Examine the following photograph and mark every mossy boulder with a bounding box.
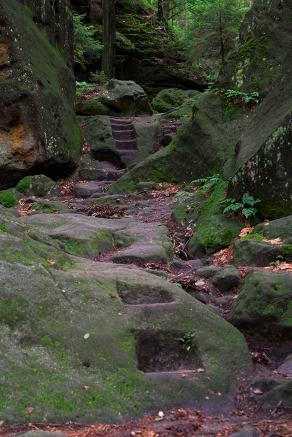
[229,270,292,338]
[76,95,110,116]
[187,181,242,256]
[152,89,200,113]
[80,116,116,154]
[101,79,153,116]
[255,216,292,240]
[233,217,292,266]
[211,266,241,292]
[230,102,292,218]
[221,0,292,96]
[233,239,286,267]
[15,175,56,197]
[0,0,81,188]
[23,213,174,264]
[0,207,251,423]
[222,0,292,218]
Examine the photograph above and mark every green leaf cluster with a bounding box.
[223,194,261,220]
[179,332,195,352]
[190,174,221,191]
[73,12,103,65]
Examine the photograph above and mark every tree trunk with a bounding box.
[218,7,225,65]
[157,0,165,23]
[102,0,116,78]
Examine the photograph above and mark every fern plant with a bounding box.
[223,194,261,220]
[224,89,260,104]
[191,174,221,191]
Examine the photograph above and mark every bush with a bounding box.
[73,13,103,65]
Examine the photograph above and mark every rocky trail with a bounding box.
[2,118,291,437]
[1,0,292,435]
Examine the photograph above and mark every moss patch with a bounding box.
[0,189,18,207]
[188,180,242,255]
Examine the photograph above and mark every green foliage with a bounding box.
[76,81,94,92]
[223,194,261,220]
[75,81,95,99]
[89,70,109,85]
[208,87,261,106]
[175,0,251,69]
[191,174,221,191]
[15,176,32,192]
[224,89,260,104]
[241,232,264,241]
[179,331,195,352]
[73,12,102,65]
[0,224,8,233]
[0,191,18,208]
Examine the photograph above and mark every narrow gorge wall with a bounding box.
[0,0,81,188]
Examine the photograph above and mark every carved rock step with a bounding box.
[118,149,139,167]
[115,139,137,150]
[111,122,134,131]
[111,130,136,141]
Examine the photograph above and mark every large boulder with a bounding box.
[233,239,287,267]
[22,213,174,264]
[101,79,153,116]
[229,270,292,338]
[0,207,251,423]
[255,216,292,240]
[233,216,292,266]
[221,0,292,96]
[152,89,200,113]
[225,0,292,217]
[0,0,82,188]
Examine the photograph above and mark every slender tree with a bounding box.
[102,0,116,78]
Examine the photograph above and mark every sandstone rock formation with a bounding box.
[0,0,82,188]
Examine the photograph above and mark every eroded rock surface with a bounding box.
[0,0,81,188]
[0,206,251,423]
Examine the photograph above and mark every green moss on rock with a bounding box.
[0,189,18,208]
[15,175,56,197]
[188,181,242,256]
[229,270,292,338]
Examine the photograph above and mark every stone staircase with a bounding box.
[110,117,139,166]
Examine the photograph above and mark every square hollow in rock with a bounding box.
[136,330,202,373]
[117,283,175,305]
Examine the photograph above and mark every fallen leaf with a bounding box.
[27,406,34,414]
[253,388,264,395]
[239,227,254,238]
[47,259,56,265]
[263,237,283,245]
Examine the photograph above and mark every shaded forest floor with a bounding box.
[1,179,291,437]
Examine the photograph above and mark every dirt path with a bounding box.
[3,121,291,437]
